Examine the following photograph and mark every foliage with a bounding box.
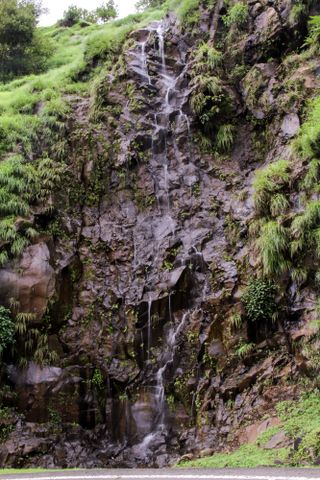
[222,2,249,28]
[0,0,54,82]
[96,1,118,23]
[305,15,320,48]
[291,200,320,257]
[179,392,320,468]
[289,2,307,26]
[169,0,200,25]
[256,221,290,276]
[215,124,234,152]
[135,0,165,11]
[294,96,320,159]
[277,392,320,465]
[59,1,118,27]
[92,368,104,389]
[190,75,230,129]
[253,159,290,214]
[242,279,277,323]
[0,306,15,355]
[236,340,255,359]
[193,43,223,70]
[178,442,289,468]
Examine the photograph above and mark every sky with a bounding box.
[39,0,137,26]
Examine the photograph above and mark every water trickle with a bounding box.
[156,24,166,71]
[147,296,152,360]
[154,312,189,428]
[139,41,151,85]
[168,292,172,323]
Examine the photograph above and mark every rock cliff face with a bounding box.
[1,0,320,468]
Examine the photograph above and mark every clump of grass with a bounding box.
[290,200,320,257]
[253,159,290,215]
[294,96,320,159]
[301,158,320,190]
[256,220,290,276]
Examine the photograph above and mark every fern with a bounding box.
[215,124,234,152]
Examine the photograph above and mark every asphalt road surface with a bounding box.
[2,469,320,480]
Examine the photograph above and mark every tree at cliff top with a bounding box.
[135,0,165,12]
[59,1,118,27]
[0,0,53,82]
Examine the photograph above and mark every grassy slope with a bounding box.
[0,6,167,268]
[179,393,320,468]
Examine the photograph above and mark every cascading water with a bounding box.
[122,20,194,459]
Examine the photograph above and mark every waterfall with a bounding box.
[139,40,151,85]
[127,21,193,456]
[156,24,166,71]
[154,312,189,428]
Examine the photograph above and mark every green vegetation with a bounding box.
[256,221,290,276]
[0,307,15,355]
[222,2,249,29]
[179,437,288,468]
[0,0,53,82]
[0,6,165,267]
[243,279,277,323]
[305,15,320,48]
[170,0,200,25]
[253,159,290,215]
[59,1,118,27]
[179,391,320,468]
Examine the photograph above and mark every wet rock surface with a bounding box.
[0,0,319,469]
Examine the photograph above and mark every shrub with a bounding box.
[0,0,54,82]
[0,306,15,355]
[242,279,277,323]
[222,3,249,28]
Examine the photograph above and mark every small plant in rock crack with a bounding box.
[92,368,104,390]
[236,339,255,359]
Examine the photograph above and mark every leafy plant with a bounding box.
[236,340,255,359]
[92,368,104,390]
[222,3,249,28]
[242,279,277,323]
[0,306,15,355]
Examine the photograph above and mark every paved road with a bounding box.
[2,469,320,480]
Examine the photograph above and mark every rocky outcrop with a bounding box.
[0,0,319,469]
